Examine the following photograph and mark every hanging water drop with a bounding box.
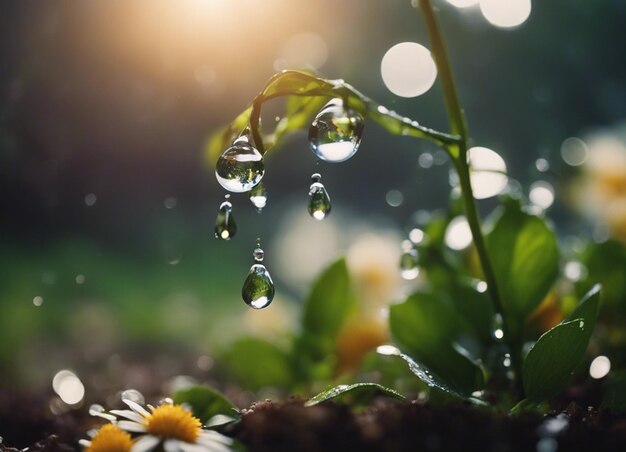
[215,134,265,193]
[249,182,268,212]
[400,240,419,280]
[242,243,275,309]
[308,99,364,162]
[308,173,331,220]
[215,196,237,240]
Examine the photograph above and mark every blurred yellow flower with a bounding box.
[80,424,133,452]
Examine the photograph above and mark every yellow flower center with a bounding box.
[146,404,201,443]
[87,424,133,452]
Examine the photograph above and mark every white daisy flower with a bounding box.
[86,398,233,452]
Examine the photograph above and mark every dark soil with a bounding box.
[2,390,625,451]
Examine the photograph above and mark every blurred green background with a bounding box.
[1,0,625,399]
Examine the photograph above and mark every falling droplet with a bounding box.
[399,240,419,280]
[242,244,275,309]
[214,198,237,240]
[308,99,364,162]
[249,182,268,212]
[215,134,265,193]
[308,173,331,220]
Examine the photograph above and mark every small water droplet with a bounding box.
[214,200,237,240]
[400,240,419,280]
[89,404,105,416]
[579,320,585,329]
[121,389,145,405]
[308,174,331,220]
[215,135,265,193]
[242,249,275,309]
[158,397,173,405]
[308,99,364,162]
[249,182,268,212]
[492,314,504,340]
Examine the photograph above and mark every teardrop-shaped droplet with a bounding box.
[242,263,275,309]
[399,240,419,280]
[308,99,364,162]
[89,404,105,416]
[214,200,237,240]
[249,182,268,212]
[308,174,331,220]
[215,135,265,193]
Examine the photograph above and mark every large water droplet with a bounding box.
[214,199,237,240]
[121,389,145,405]
[308,173,331,220]
[242,246,275,309]
[249,182,268,212]
[400,240,419,280]
[308,99,364,162]
[215,135,265,192]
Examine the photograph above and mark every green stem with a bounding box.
[418,0,524,396]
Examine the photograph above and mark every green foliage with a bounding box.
[486,198,559,338]
[222,337,293,390]
[389,291,484,397]
[173,385,238,424]
[305,383,405,407]
[523,285,600,401]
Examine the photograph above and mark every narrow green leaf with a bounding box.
[205,105,253,164]
[222,337,293,390]
[389,292,484,397]
[305,382,405,407]
[486,199,559,337]
[173,385,237,424]
[602,370,626,414]
[523,284,601,401]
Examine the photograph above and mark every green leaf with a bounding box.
[205,105,253,164]
[523,285,600,401]
[389,292,484,397]
[173,385,237,424]
[300,258,355,354]
[486,198,559,337]
[222,337,293,390]
[602,370,626,414]
[305,382,405,407]
[260,70,337,100]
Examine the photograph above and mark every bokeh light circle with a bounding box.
[381,42,437,97]
[479,0,531,28]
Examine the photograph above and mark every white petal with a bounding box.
[132,435,161,452]
[92,411,118,422]
[78,439,91,448]
[123,399,152,417]
[198,431,233,445]
[117,420,148,432]
[110,409,147,423]
[164,439,181,452]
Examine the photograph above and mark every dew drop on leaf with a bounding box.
[308,99,364,162]
[399,240,419,280]
[308,173,331,220]
[214,199,237,240]
[215,135,265,193]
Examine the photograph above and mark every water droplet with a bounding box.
[121,389,145,405]
[249,182,268,212]
[242,247,275,309]
[214,199,237,240]
[492,314,504,340]
[400,240,419,280]
[579,320,585,329]
[308,174,331,220]
[89,404,105,416]
[215,135,265,193]
[158,397,173,405]
[308,99,364,162]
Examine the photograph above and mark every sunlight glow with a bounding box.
[381,42,437,97]
[275,33,328,71]
[467,147,508,199]
[479,0,531,28]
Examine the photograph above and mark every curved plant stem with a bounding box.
[418,0,524,396]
